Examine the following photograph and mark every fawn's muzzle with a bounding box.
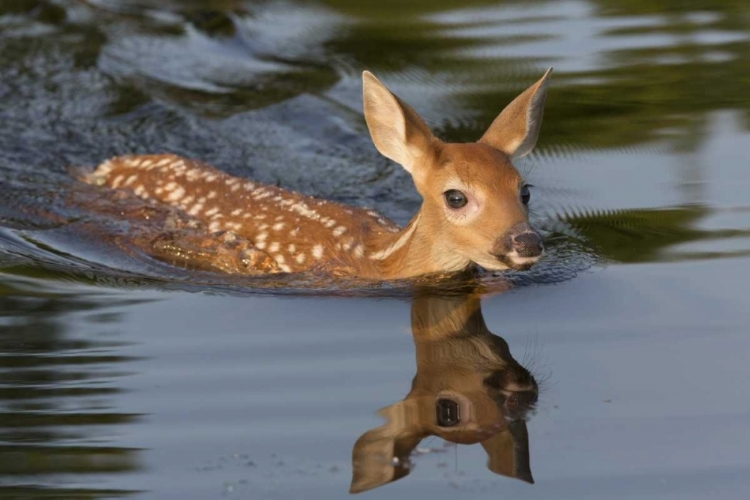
[511,228,544,258]
[493,223,544,268]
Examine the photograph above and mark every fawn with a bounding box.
[350,289,537,493]
[81,69,552,279]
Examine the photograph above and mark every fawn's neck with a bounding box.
[365,210,472,279]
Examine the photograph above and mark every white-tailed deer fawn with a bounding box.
[350,290,537,493]
[80,69,552,279]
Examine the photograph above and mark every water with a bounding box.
[1,0,749,498]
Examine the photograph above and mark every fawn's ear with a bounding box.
[480,420,534,484]
[479,68,552,159]
[362,71,437,177]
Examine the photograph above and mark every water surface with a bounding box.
[1,0,750,498]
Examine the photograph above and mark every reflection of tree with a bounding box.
[321,0,750,151]
[0,281,143,498]
[552,205,750,263]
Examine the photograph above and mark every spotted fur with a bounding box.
[84,154,401,276]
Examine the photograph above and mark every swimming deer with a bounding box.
[350,289,538,493]
[80,69,552,279]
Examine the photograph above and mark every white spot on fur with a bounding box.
[256,232,268,242]
[231,209,243,217]
[256,241,267,250]
[333,226,347,237]
[288,201,320,221]
[312,244,323,259]
[112,175,125,188]
[370,215,419,261]
[207,191,217,200]
[166,186,185,202]
[295,253,306,264]
[272,222,285,231]
[288,244,296,253]
[124,175,137,186]
[268,242,280,253]
[205,207,219,216]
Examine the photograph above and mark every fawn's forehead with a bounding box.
[436,143,522,188]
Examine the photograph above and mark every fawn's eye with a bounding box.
[521,184,531,205]
[435,399,460,427]
[444,190,468,209]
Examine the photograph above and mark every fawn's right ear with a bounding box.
[479,68,552,159]
[362,71,437,178]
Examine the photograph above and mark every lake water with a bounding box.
[1,0,750,498]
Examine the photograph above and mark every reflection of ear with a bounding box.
[350,402,424,494]
[480,420,534,484]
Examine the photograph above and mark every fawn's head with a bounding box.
[363,69,551,272]
[350,293,537,493]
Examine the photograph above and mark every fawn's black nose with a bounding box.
[502,223,544,258]
[492,223,545,269]
[512,231,544,257]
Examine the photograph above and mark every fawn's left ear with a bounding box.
[479,68,552,159]
[362,71,437,178]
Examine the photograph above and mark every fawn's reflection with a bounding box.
[351,289,537,493]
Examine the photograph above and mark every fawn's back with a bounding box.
[86,153,400,274]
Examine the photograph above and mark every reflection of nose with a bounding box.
[512,231,544,257]
[505,390,538,414]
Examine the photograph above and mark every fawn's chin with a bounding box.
[483,253,541,272]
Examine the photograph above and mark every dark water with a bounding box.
[2,0,750,498]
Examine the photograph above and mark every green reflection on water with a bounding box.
[0,279,143,495]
